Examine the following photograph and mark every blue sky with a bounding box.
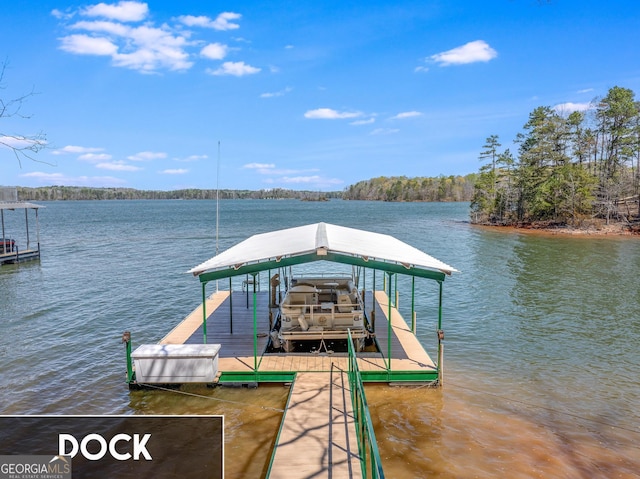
[1,0,639,191]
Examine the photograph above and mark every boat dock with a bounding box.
[125,222,457,478]
[0,187,44,265]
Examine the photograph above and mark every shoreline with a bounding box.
[472,221,638,237]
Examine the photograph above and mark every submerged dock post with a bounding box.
[437,329,444,386]
[437,280,444,387]
[122,331,134,383]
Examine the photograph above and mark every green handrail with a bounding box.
[347,329,385,479]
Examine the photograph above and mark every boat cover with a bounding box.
[189,222,457,277]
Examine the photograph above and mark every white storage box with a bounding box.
[131,344,221,383]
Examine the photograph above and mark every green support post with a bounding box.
[202,282,208,344]
[437,280,444,386]
[363,267,367,314]
[411,276,416,334]
[229,276,233,334]
[252,272,258,372]
[437,280,443,330]
[394,274,398,307]
[123,331,134,383]
[387,272,393,371]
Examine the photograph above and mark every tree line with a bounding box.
[342,175,476,201]
[16,175,477,203]
[15,186,343,201]
[471,86,640,227]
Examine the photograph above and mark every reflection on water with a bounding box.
[1,200,640,478]
[127,384,289,479]
[367,380,639,479]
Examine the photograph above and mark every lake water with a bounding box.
[1,199,639,478]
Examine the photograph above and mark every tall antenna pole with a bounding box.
[216,140,220,257]
[215,140,220,292]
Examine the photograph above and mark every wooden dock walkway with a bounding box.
[268,368,362,478]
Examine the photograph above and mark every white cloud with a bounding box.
[577,88,594,94]
[390,111,422,120]
[553,102,592,113]
[178,15,214,27]
[82,1,149,22]
[350,118,375,126]
[59,20,194,72]
[71,20,130,36]
[281,175,323,184]
[79,153,112,162]
[96,161,143,171]
[161,168,189,174]
[0,136,46,150]
[279,175,343,187]
[430,40,497,66]
[201,43,228,60]
[211,12,242,31]
[116,25,193,71]
[244,163,276,169]
[21,171,126,187]
[176,154,208,162]
[53,145,105,155]
[128,151,167,161]
[244,163,324,177]
[51,8,75,20]
[56,6,242,73]
[260,87,292,98]
[59,34,118,55]
[414,65,429,73]
[304,108,362,120]
[178,12,241,31]
[370,128,400,135]
[207,61,261,76]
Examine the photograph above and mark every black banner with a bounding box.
[0,416,223,479]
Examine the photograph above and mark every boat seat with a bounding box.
[337,294,353,313]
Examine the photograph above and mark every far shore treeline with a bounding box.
[14,174,477,203]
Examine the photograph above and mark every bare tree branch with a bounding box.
[0,60,49,167]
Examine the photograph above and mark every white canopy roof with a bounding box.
[189,222,457,278]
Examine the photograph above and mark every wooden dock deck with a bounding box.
[160,290,436,377]
[0,248,40,265]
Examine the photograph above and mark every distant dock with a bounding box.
[0,197,44,265]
